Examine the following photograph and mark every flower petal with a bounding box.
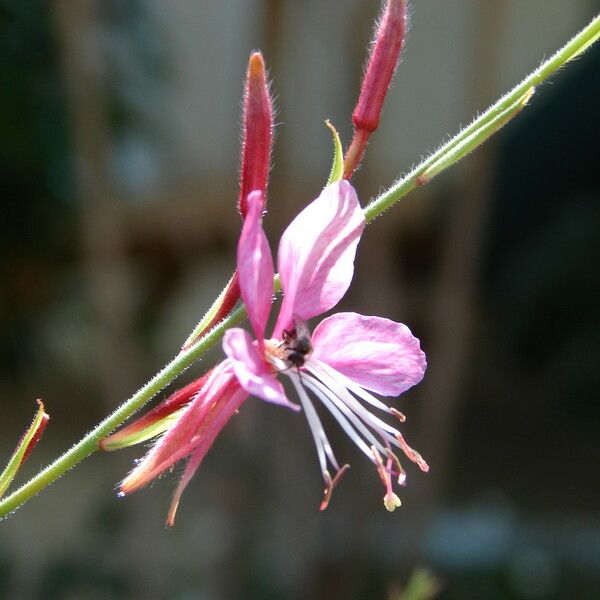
[101,373,211,451]
[238,190,274,345]
[223,328,299,410]
[274,181,365,336]
[311,312,426,396]
[166,383,248,527]
[120,362,237,494]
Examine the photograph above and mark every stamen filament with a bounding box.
[319,464,350,511]
[306,361,428,474]
[311,360,392,413]
[289,373,339,473]
[303,373,388,456]
[308,363,400,442]
[301,376,374,460]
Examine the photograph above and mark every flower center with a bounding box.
[264,324,313,371]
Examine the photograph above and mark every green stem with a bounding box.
[1,14,598,519]
[0,304,247,517]
[182,271,237,349]
[364,12,600,222]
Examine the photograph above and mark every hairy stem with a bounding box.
[364,12,600,221]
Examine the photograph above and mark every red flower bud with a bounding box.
[239,52,273,219]
[344,0,407,179]
[184,54,273,351]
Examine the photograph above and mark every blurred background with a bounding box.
[1,1,599,598]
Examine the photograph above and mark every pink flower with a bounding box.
[120,180,427,524]
[225,180,428,509]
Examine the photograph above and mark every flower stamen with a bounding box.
[371,445,401,511]
[319,464,350,511]
[389,407,406,423]
[289,374,339,473]
[384,446,406,486]
[395,433,430,472]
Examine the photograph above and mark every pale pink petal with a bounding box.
[274,181,365,337]
[120,361,238,494]
[311,312,426,396]
[237,190,274,345]
[223,328,300,411]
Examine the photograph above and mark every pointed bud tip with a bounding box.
[248,51,265,76]
[239,49,273,217]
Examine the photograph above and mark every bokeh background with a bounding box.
[1,1,599,599]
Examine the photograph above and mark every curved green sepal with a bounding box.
[0,400,48,498]
[325,120,344,184]
[101,410,183,451]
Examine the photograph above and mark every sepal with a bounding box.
[0,400,49,498]
[325,120,344,185]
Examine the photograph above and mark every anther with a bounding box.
[319,464,350,511]
[395,433,430,472]
[389,407,406,422]
[320,471,333,511]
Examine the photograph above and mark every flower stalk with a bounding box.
[0,11,599,520]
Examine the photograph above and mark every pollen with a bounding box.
[384,492,401,512]
[263,338,289,369]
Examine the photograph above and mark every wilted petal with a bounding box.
[223,328,299,410]
[274,181,365,336]
[120,362,237,494]
[311,312,426,396]
[166,383,248,526]
[101,373,211,451]
[238,191,274,345]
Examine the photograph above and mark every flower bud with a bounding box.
[239,52,274,219]
[344,0,407,178]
